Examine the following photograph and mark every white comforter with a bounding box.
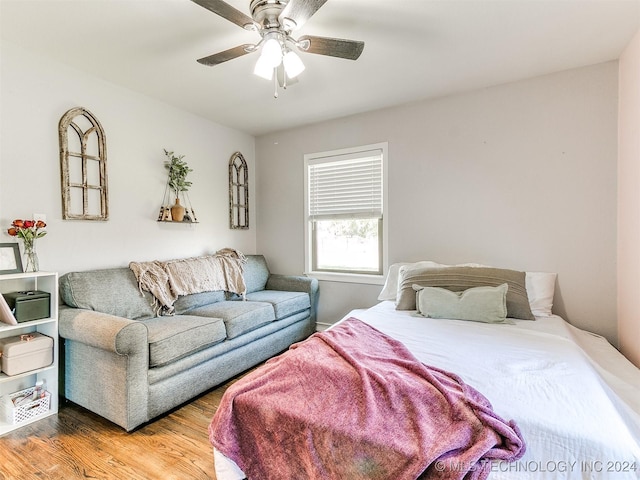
[214,302,640,480]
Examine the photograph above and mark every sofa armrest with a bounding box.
[59,305,150,431]
[266,274,319,322]
[59,305,148,355]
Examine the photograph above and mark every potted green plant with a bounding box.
[164,149,193,221]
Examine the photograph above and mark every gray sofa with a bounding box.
[58,255,318,431]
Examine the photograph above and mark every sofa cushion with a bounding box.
[173,290,226,315]
[244,290,310,320]
[187,301,275,339]
[244,255,270,293]
[142,315,227,367]
[60,268,156,320]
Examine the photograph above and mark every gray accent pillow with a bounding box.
[396,266,535,320]
[413,283,513,324]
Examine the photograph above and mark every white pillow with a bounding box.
[378,260,556,317]
[377,261,447,301]
[525,272,557,317]
[377,263,412,301]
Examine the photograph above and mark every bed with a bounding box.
[209,263,640,480]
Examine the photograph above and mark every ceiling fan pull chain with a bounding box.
[273,68,279,98]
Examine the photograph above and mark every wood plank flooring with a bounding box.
[0,374,245,480]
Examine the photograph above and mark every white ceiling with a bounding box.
[1,0,639,136]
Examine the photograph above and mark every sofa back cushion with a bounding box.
[60,268,156,320]
[244,255,270,293]
[173,290,226,315]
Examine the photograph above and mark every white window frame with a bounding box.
[304,142,388,285]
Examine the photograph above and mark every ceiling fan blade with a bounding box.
[298,35,364,60]
[197,44,255,66]
[190,0,254,29]
[279,0,328,30]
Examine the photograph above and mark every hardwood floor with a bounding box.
[0,375,244,480]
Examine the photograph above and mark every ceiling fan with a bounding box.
[191,0,365,96]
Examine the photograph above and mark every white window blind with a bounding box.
[308,149,383,221]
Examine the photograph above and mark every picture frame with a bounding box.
[0,243,23,274]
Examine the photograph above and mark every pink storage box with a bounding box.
[0,332,53,376]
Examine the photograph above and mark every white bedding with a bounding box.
[214,302,640,479]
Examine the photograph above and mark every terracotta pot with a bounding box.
[171,198,186,222]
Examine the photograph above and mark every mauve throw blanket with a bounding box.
[209,318,525,480]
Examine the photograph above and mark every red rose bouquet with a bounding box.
[7,219,47,272]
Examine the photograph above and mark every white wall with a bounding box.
[256,62,619,344]
[618,29,640,368]
[0,40,622,348]
[0,41,256,275]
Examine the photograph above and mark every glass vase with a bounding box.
[23,241,39,273]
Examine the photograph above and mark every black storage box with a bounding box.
[1,291,50,322]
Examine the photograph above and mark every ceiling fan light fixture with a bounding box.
[260,36,283,68]
[283,49,305,78]
[253,54,275,80]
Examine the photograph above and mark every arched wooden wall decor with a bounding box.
[58,107,109,220]
[229,152,249,229]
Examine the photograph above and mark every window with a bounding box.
[304,143,387,283]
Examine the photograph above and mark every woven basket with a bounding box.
[1,386,50,424]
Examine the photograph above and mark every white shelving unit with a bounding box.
[0,271,58,435]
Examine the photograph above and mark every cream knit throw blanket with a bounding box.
[129,248,247,315]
